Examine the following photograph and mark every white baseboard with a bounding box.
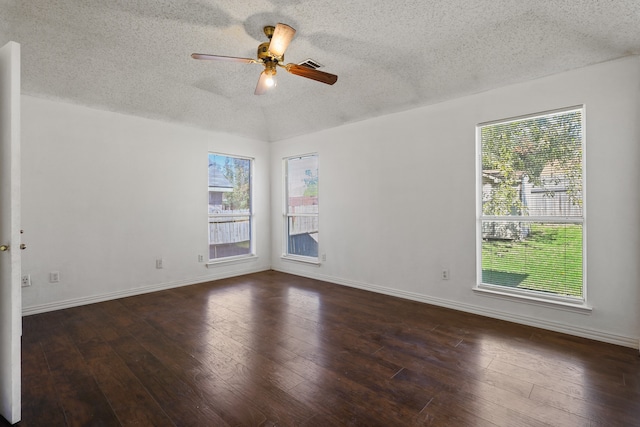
[22,266,270,316]
[273,266,639,350]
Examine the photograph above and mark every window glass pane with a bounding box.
[482,221,583,297]
[481,110,582,217]
[286,155,319,258]
[287,156,318,212]
[208,153,252,260]
[209,216,251,259]
[288,216,319,257]
[208,154,251,213]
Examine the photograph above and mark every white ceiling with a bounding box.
[2,1,639,142]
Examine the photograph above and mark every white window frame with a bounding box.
[474,106,589,309]
[282,153,320,265]
[207,152,255,265]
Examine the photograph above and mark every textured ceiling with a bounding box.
[1,1,639,142]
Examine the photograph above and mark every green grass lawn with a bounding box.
[482,223,583,297]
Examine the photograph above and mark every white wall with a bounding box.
[21,96,271,313]
[20,57,640,348]
[270,56,640,348]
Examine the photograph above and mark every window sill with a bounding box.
[206,254,258,268]
[473,285,592,314]
[281,255,321,266]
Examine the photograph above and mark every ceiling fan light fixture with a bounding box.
[255,65,277,95]
[267,23,296,58]
[265,70,276,88]
[266,74,278,87]
[263,61,277,89]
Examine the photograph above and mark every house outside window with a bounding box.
[284,154,319,260]
[208,153,253,261]
[477,107,585,301]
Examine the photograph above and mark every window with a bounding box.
[284,154,319,260]
[208,153,252,261]
[477,107,584,301]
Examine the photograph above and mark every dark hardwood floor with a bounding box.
[3,270,640,426]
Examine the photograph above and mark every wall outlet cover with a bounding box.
[21,274,31,287]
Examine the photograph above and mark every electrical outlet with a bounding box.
[198,254,204,263]
[21,274,31,287]
[321,253,327,262]
[441,269,449,280]
[156,258,163,269]
[49,271,60,283]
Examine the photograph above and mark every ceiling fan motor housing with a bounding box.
[258,42,282,64]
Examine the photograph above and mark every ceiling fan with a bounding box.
[191,23,338,95]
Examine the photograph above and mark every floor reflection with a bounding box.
[471,333,592,424]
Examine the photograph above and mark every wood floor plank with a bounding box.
[93,303,268,426]
[488,355,640,418]
[108,333,230,426]
[61,310,175,427]
[288,367,416,425]
[46,364,120,427]
[427,389,543,427]
[298,412,345,427]
[20,372,67,427]
[15,270,640,426]
[21,338,50,381]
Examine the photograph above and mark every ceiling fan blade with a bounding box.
[268,23,296,57]
[285,64,338,85]
[191,53,256,64]
[254,71,270,95]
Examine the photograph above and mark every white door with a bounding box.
[0,41,21,425]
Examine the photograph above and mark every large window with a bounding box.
[208,153,252,261]
[477,107,584,301]
[285,154,319,260]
